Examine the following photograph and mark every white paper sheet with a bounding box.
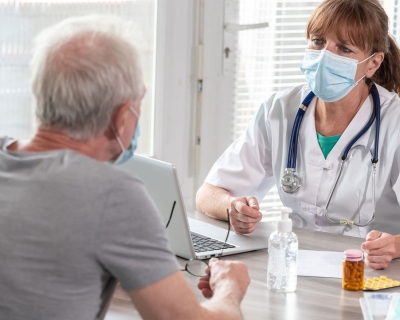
[297,250,343,278]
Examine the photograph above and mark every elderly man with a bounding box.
[0,16,250,320]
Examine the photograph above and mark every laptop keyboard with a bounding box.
[190,232,236,253]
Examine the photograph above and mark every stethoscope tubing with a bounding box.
[287,109,304,168]
[282,83,380,226]
[372,84,380,162]
[341,87,378,161]
[287,91,315,169]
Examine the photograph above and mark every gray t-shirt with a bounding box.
[0,137,178,320]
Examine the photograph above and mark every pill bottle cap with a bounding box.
[276,206,293,233]
[344,249,363,261]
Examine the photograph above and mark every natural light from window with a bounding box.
[0,0,156,156]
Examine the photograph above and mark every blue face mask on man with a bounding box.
[300,49,375,102]
[112,106,140,165]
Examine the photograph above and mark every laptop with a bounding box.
[119,155,268,260]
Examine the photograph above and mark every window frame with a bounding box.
[153,0,198,205]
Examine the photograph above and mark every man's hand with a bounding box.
[198,274,213,298]
[361,230,398,269]
[197,259,250,302]
[229,196,262,234]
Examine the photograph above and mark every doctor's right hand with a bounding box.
[229,196,262,234]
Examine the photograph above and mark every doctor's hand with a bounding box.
[361,230,400,270]
[229,196,262,234]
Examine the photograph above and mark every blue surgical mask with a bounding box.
[112,106,140,165]
[300,49,375,102]
[113,141,134,165]
[131,124,140,153]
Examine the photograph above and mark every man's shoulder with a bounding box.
[65,151,142,186]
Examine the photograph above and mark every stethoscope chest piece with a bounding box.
[281,168,300,193]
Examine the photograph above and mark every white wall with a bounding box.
[154,0,198,206]
[196,0,237,188]
[154,0,240,206]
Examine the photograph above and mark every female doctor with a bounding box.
[196,0,400,270]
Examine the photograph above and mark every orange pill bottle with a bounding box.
[342,249,364,291]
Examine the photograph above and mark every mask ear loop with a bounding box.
[355,75,366,85]
[111,125,126,152]
[357,52,376,65]
[355,53,376,84]
[112,104,138,152]
[108,104,138,165]
[130,106,139,118]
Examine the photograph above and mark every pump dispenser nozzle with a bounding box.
[277,206,293,233]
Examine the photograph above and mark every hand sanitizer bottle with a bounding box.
[267,207,298,292]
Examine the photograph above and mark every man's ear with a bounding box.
[365,52,384,79]
[110,101,132,137]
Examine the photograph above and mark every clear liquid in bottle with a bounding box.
[267,230,298,292]
[266,207,298,292]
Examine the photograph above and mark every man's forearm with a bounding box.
[200,285,244,320]
[200,300,243,320]
[130,271,245,320]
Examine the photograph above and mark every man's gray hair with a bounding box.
[31,15,144,140]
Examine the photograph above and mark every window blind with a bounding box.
[233,1,322,217]
[393,0,400,43]
[0,0,156,156]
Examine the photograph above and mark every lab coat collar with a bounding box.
[301,92,374,164]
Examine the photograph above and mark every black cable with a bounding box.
[165,200,176,229]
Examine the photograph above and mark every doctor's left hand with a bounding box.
[361,230,400,269]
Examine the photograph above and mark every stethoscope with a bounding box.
[281,84,380,227]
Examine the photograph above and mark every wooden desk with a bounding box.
[183,211,400,320]
[106,211,400,320]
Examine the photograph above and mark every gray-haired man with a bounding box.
[0,16,250,320]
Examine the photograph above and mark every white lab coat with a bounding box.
[205,84,400,237]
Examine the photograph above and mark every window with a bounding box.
[0,0,156,156]
[393,0,400,42]
[230,1,321,216]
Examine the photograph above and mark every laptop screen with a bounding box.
[118,155,196,259]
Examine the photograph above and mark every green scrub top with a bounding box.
[316,132,342,159]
